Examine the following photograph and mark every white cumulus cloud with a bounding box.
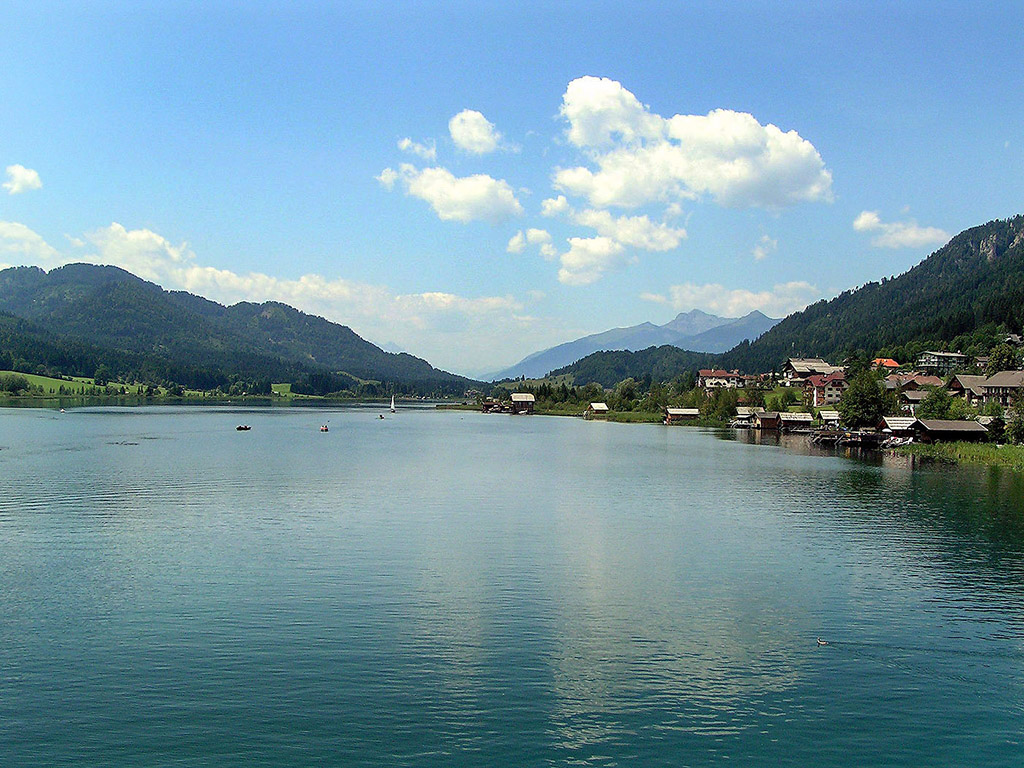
[3,165,42,194]
[557,236,629,285]
[643,280,818,317]
[553,76,833,210]
[0,221,60,261]
[852,210,949,249]
[541,195,571,217]
[572,209,686,251]
[449,109,502,155]
[379,163,523,224]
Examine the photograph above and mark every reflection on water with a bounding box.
[1,407,1024,767]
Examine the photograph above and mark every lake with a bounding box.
[2,405,1023,767]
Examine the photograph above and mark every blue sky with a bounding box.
[2,1,1022,376]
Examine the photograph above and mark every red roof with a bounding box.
[872,358,900,368]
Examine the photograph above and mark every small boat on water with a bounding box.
[236,425,251,431]
[390,395,396,414]
[320,424,329,432]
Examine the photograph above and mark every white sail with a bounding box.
[390,395,396,413]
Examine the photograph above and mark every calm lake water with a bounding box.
[2,405,1024,767]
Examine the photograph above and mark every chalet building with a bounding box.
[665,407,700,424]
[584,402,609,420]
[782,358,844,386]
[697,369,744,389]
[981,370,1024,407]
[916,350,969,375]
[754,411,781,430]
[779,412,814,431]
[886,373,943,391]
[911,419,988,443]
[510,392,535,414]
[804,371,848,407]
[946,374,988,406]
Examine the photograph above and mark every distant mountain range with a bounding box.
[550,214,1024,387]
[0,263,475,395]
[489,309,779,380]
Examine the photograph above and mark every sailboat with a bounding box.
[390,395,396,414]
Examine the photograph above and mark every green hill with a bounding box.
[554,215,1024,385]
[0,264,475,395]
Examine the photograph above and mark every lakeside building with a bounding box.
[804,371,848,407]
[665,407,700,424]
[754,411,781,430]
[818,410,841,428]
[733,406,764,427]
[916,350,969,375]
[911,419,988,443]
[779,411,814,431]
[900,389,929,414]
[510,393,535,414]
[585,402,609,420]
[782,358,844,386]
[879,416,917,437]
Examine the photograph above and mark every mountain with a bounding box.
[0,263,474,394]
[490,309,778,380]
[552,215,1024,385]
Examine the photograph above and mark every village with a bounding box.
[481,338,1024,448]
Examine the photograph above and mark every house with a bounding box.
[754,411,781,430]
[804,371,848,407]
[886,373,944,391]
[818,409,841,428]
[878,416,917,436]
[510,392,535,414]
[872,358,901,371]
[916,350,969,375]
[946,374,988,406]
[779,411,814,431]
[585,402,609,419]
[782,358,844,385]
[697,369,744,389]
[481,399,506,413]
[911,419,988,443]
[665,407,700,424]
[899,389,930,414]
[981,370,1024,407]
[732,406,764,427]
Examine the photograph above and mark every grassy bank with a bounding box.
[898,442,1024,471]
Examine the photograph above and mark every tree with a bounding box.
[837,370,889,429]
[916,387,953,419]
[987,343,1020,375]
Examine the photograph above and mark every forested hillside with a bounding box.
[0,264,475,395]
[556,215,1024,386]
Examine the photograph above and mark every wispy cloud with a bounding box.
[643,280,818,317]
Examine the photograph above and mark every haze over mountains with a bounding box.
[490,309,779,380]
